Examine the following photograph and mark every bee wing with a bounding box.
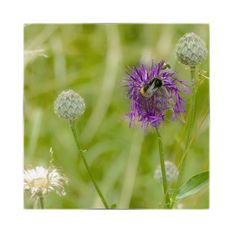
[145,80,157,97]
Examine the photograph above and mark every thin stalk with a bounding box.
[39,195,44,209]
[171,66,197,207]
[69,120,110,209]
[187,66,197,140]
[156,128,170,209]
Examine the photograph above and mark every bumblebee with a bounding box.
[140,77,163,98]
[140,62,171,98]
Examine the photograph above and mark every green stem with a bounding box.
[156,128,170,209]
[188,66,197,136]
[39,195,44,209]
[171,66,197,207]
[69,120,110,209]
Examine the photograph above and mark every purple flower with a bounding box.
[125,60,189,129]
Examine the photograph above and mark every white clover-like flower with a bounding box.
[154,160,179,184]
[24,166,68,198]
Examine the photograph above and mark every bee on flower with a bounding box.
[125,60,190,128]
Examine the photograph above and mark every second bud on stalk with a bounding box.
[176,32,207,67]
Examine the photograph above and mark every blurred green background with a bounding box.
[24,24,209,209]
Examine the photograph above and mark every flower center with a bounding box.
[31,177,49,188]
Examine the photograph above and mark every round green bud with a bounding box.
[154,160,179,183]
[54,90,86,120]
[176,32,207,66]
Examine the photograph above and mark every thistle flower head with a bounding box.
[176,32,207,66]
[24,166,68,198]
[154,160,179,183]
[125,60,189,129]
[54,90,86,120]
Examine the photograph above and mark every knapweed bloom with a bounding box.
[176,32,207,66]
[154,160,179,183]
[125,60,189,128]
[24,166,68,199]
[54,90,86,120]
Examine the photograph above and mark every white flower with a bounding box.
[154,160,179,184]
[24,166,68,198]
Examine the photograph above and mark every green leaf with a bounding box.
[176,171,209,201]
[110,203,117,209]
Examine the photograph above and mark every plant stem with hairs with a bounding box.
[156,128,171,209]
[69,120,110,209]
[171,66,197,207]
[38,195,44,209]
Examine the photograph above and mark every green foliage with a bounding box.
[110,203,117,209]
[176,171,209,201]
[24,24,209,209]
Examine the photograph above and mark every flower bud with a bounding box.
[154,160,179,183]
[176,32,207,66]
[54,90,86,120]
